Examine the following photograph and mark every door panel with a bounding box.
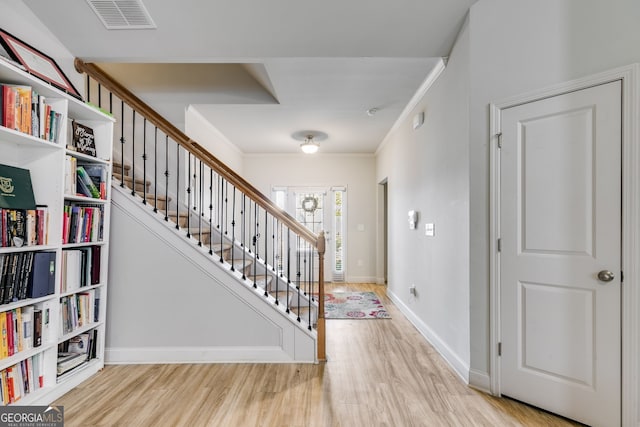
[499,81,621,427]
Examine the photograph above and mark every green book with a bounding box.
[76,166,101,199]
[0,164,36,210]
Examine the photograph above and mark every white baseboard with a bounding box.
[469,369,491,393]
[387,289,470,384]
[345,276,378,283]
[105,346,310,364]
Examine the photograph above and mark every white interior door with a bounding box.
[499,81,621,427]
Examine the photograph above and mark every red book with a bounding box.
[6,311,13,357]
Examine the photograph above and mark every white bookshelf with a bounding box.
[0,58,114,405]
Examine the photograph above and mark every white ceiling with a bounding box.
[22,0,475,154]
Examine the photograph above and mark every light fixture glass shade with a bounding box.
[300,138,319,154]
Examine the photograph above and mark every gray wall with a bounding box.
[376,21,471,374]
[468,0,640,380]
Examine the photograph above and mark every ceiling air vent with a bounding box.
[86,0,157,30]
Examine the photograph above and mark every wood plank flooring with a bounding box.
[54,283,582,426]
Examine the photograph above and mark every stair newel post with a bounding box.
[153,127,158,212]
[164,135,169,221]
[241,194,247,280]
[131,109,136,197]
[208,169,214,255]
[230,185,236,270]
[186,152,191,238]
[316,231,326,361]
[142,117,147,205]
[120,101,125,187]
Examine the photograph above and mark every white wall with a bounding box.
[375,22,470,379]
[106,187,316,363]
[0,0,83,97]
[467,0,640,388]
[185,106,244,174]
[243,153,377,283]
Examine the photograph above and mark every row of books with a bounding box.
[60,290,98,336]
[61,247,101,293]
[0,252,55,305]
[0,207,49,248]
[0,302,51,360]
[57,330,97,376]
[0,83,63,143]
[62,204,104,244]
[0,353,44,405]
[64,156,108,199]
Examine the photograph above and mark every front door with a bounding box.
[499,80,621,426]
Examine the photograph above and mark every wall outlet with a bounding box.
[409,284,417,296]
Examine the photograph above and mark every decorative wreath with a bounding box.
[302,196,318,213]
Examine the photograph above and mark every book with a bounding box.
[80,164,107,199]
[76,166,101,198]
[56,352,86,375]
[67,333,90,355]
[33,309,42,347]
[27,251,55,298]
[0,164,37,210]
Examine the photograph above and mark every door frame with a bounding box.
[489,64,640,426]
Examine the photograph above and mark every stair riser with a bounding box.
[112,164,130,177]
[124,179,151,193]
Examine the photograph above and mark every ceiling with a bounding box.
[22,0,475,154]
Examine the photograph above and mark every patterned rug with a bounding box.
[324,291,391,319]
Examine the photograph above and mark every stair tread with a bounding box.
[112,162,131,170]
[122,175,150,185]
[135,191,170,201]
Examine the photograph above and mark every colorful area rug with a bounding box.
[324,291,391,319]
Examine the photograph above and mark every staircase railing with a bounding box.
[74,59,326,361]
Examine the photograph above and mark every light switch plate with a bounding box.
[425,223,435,237]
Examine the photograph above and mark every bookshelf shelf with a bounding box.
[0,245,58,255]
[0,343,56,373]
[66,149,109,165]
[58,322,103,344]
[0,57,113,405]
[63,195,108,204]
[59,283,103,299]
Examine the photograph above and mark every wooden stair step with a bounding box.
[135,191,171,210]
[112,162,131,177]
[232,259,253,273]
[121,175,151,192]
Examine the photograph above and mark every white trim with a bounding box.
[345,276,378,284]
[387,289,469,384]
[375,58,447,156]
[489,64,639,427]
[105,346,305,364]
[469,369,491,394]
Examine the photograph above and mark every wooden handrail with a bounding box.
[75,59,318,246]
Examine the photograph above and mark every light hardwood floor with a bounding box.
[54,283,582,426]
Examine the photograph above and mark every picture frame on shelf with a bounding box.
[0,28,81,100]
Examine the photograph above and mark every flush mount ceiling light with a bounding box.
[292,130,328,154]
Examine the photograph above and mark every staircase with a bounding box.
[75,59,326,362]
